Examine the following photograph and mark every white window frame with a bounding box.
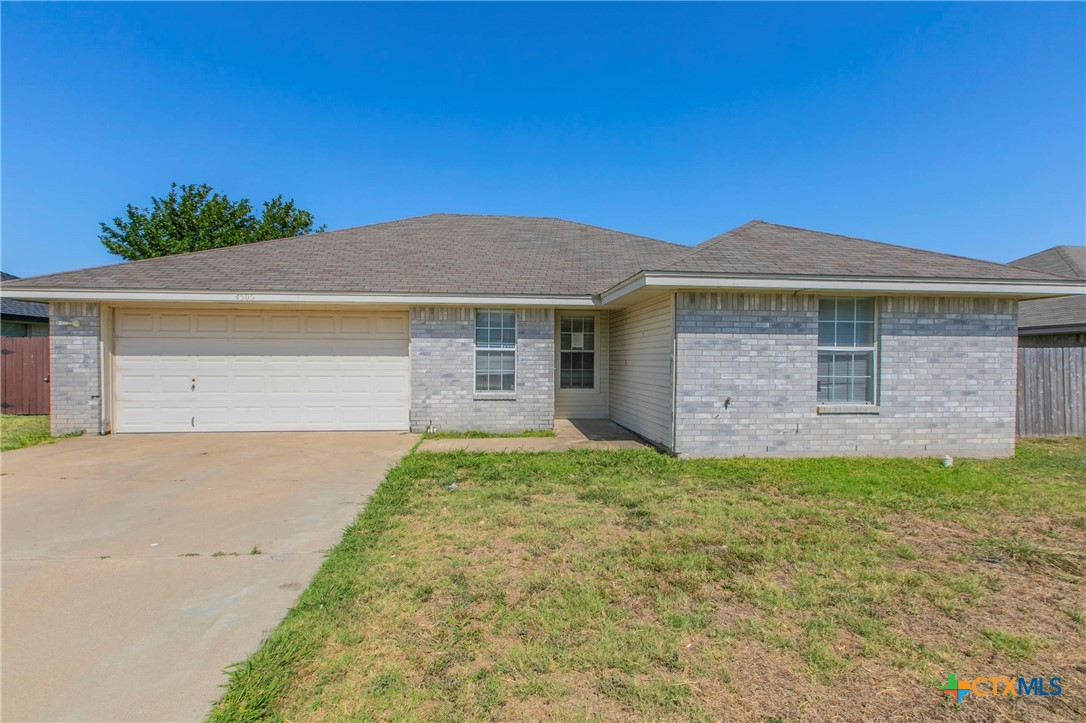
[558,314,598,390]
[474,309,516,394]
[817,297,879,404]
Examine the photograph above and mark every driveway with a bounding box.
[1,431,417,722]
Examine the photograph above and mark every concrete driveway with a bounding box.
[1,431,417,723]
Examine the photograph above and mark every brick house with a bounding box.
[3,215,1079,457]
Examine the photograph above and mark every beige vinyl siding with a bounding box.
[554,311,610,419]
[609,294,675,447]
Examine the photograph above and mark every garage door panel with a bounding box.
[340,316,372,334]
[116,371,192,396]
[233,314,264,333]
[119,405,192,431]
[306,376,337,394]
[305,316,336,334]
[194,375,231,394]
[113,309,410,433]
[230,376,265,394]
[159,314,192,332]
[118,313,154,333]
[268,315,301,333]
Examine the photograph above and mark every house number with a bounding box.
[234,293,255,301]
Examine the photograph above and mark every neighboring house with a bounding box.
[1,272,49,337]
[1009,245,1086,436]
[3,215,1080,457]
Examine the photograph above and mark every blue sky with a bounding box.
[2,2,1083,277]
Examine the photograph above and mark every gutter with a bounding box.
[599,271,1085,306]
[3,274,1081,309]
[0,288,599,308]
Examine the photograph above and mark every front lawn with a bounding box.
[1,415,57,451]
[211,438,1085,721]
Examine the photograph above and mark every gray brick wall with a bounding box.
[674,293,1017,458]
[409,307,554,433]
[50,302,102,436]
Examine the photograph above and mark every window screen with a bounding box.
[817,298,877,404]
[560,315,595,389]
[475,309,516,392]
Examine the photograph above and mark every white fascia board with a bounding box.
[0,288,598,307]
[600,272,1084,304]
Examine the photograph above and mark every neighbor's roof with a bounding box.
[1010,246,1086,332]
[654,221,1066,281]
[0,272,49,320]
[2,214,690,297]
[2,215,1073,299]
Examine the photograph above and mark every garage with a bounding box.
[112,309,410,432]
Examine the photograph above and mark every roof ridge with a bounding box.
[731,220,1071,280]
[421,212,691,251]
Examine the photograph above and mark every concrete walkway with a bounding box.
[418,418,649,452]
[1,431,417,722]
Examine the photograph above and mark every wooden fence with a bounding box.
[1017,343,1085,437]
[0,337,50,415]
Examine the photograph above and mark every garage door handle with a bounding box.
[191,378,196,391]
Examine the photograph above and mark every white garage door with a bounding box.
[114,309,410,432]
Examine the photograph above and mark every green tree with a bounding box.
[99,183,325,260]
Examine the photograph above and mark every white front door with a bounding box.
[113,309,410,432]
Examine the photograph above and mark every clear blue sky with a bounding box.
[2,2,1083,278]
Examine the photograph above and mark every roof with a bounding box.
[1010,245,1085,280]
[2,214,690,297]
[656,221,1066,281]
[0,272,49,321]
[2,215,1076,302]
[1010,246,1086,332]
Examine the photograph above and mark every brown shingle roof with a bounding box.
[656,221,1066,281]
[1010,245,1085,280]
[1010,245,1086,331]
[4,214,690,296]
[4,216,1073,299]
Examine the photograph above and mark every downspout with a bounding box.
[671,290,678,454]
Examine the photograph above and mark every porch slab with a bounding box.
[417,419,650,453]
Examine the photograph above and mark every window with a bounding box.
[560,315,595,389]
[817,297,877,404]
[475,309,515,392]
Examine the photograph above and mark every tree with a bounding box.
[99,183,326,260]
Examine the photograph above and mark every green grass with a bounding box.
[209,438,1086,722]
[982,629,1045,660]
[0,415,80,451]
[424,429,556,439]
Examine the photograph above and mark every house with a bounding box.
[1,272,49,337]
[1009,245,1086,436]
[2,215,1080,457]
